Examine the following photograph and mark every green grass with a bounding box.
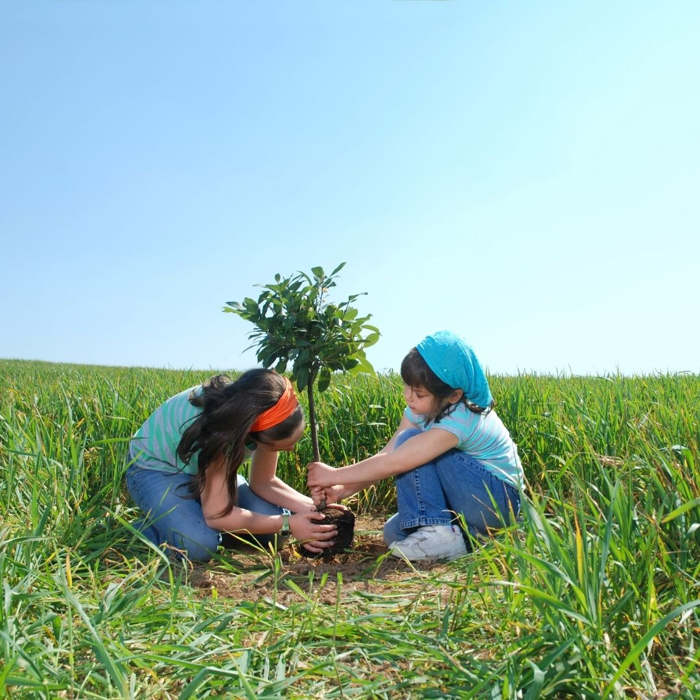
[0,359,698,698]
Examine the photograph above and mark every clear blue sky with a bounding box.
[2,1,698,376]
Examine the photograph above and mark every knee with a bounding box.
[175,530,220,563]
[394,428,422,449]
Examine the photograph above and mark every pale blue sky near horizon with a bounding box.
[1,1,698,377]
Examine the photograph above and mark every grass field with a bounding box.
[0,359,698,698]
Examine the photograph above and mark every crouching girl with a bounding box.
[127,369,336,561]
[308,331,523,562]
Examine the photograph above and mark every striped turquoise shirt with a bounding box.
[129,386,203,475]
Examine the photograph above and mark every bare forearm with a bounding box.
[338,481,374,499]
[327,441,397,491]
[333,418,413,485]
[204,506,284,535]
[310,429,459,489]
[331,452,404,485]
[250,476,315,512]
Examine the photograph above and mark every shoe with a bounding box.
[389,525,467,562]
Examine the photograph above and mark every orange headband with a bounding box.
[250,377,299,432]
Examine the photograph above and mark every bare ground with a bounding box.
[187,516,458,606]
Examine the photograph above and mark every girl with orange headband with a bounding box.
[126,369,337,561]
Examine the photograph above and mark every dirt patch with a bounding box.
[188,516,452,605]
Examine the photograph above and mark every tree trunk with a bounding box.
[307,371,320,462]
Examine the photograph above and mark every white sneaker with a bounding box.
[389,525,467,562]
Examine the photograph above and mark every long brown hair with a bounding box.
[177,369,303,517]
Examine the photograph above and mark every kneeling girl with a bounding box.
[127,369,336,561]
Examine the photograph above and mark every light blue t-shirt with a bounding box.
[404,404,524,488]
[129,386,203,474]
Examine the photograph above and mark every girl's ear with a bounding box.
[447,389,464,405]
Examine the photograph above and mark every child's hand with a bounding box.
[309,484,346,510]
[290,510,337,553]
[307,461,337,489]
[310,485,327,509]
[323,484,347,505]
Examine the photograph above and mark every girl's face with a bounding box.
[403,384,464,420]
[403,384,439,418]
[255,422,306,453]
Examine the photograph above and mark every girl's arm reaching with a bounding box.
[201,455,337,552]
[307,415,415,505]
[308,424,458,490]
[247,443,316,512]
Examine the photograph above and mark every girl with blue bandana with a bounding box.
[307,331,523,562]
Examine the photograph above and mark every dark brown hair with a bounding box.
[177,369,304,517]
[400,348,493,423]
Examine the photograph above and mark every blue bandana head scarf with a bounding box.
[416,330,493,408]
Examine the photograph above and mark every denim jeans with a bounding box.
[383,429,521,546]
[125,464,283,562]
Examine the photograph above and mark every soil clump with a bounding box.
[299,505,356,560]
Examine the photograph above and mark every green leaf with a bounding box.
[661,497,700,524]
[240,299,260,320]
[350,354,376,375]
[524,660,545,700]
[329,261,346,277]
[318,367,331,392]
[603,599,700,697]
[364,331,380,348]
[295,366,309,392]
